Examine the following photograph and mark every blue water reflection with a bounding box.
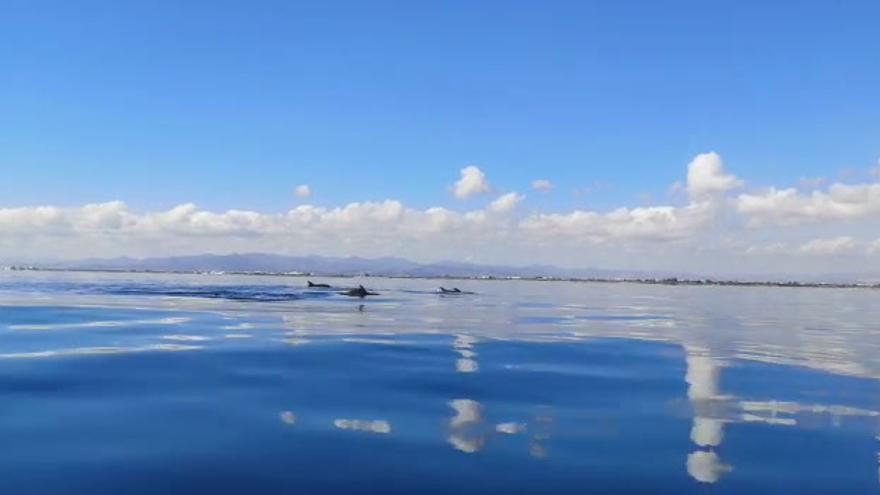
[0,271,878,493]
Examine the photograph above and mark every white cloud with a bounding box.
[744,242,787,256]
[798,236,858,255]
[5,152,880,272]
[531,179,553,192]
[489,192,524,213]
[0,205,68,234]
[0,163,723,263]
[294,185,312,198]
[520,201,715,243]
[451,166,490,199]
[737,183,880,227]
[686,152,743,199]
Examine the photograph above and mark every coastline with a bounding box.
[4,266,878,290]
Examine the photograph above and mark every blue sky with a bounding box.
[4,0,878,209]
[2,1,879,272]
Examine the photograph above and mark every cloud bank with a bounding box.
[3,153,880,274]
[736,183,880,226]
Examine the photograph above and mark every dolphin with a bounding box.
[439,287,475,295]
[307,280,331,288]
[340,285,379,298]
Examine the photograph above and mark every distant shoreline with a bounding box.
[3,266,879,290]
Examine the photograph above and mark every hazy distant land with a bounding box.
[4,253,879,289]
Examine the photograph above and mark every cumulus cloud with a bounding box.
[489,192,524,213]
[531,179,553,192]
[686,152,743,199]
[294,185,312,198]
[520,201,715,244]
[798,236,858,255]
[0,160,728,263]
[451,166,490,199]
[5,152,880,272]
[0,205,68,234]
[736,183,880,227]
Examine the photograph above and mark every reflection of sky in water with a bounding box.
[333,419,392,434]
[1,271,879,493]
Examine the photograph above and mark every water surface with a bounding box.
[1,271,878,494]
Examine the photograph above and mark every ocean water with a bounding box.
[1,271,878,494]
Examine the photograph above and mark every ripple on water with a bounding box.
[0,273,879,494]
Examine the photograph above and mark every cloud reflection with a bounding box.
[687,451,732,483]
[684,345,729,483]
[334,419,392,434]
[682,342,880,484]
[161,334,211,342]
[279,411,296,425]
[0,343,202,359]
[528,409,553,459]
[447,399,485,453]
[691,417,724,448]
[453,335,479,373]
[10,316,191,331]
[456,358,479,373]
[496,422,526,434]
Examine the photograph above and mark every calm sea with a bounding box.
[1,271,878,494]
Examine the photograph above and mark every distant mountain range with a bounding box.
[38,253,654,279]
[8,253,879,284]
